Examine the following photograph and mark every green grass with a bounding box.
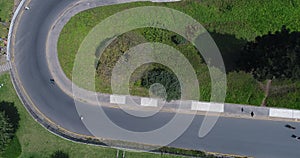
[1,136,22,158]
[58,0,268,106]
[225,71,264,105]
[266,80,300,109]
[0,73,184,158]
[0,0,13,38]
[0,0,13,22]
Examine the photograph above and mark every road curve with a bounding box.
[9,0,300,157]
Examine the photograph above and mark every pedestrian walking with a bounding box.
[251,111,254,117]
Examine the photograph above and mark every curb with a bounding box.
[6,0,26,62]
[7,0,300,158]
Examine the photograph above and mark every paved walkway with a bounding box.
[0,62,11,73]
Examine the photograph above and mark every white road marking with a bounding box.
[110,95,126,104]
[141,98,158,107]
[191,101,224,112]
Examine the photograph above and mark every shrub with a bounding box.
[141,67,181,101]
[0,111,13,152]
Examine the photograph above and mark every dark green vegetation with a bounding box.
[0,110,14,152]
[1,136,21,158]
[141,67,181,101]
[238,26,300,108]
[240,26,300,81]
[157,147,215,158]
[0,101,21,157]
[58,0,300,109]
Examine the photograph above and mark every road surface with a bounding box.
[10,0,300,157]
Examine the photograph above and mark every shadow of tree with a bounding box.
[208,27,300,108]
[0,101,20,132]
[209,31,247,73]
[235,26,300,81]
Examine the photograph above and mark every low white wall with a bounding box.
[110,95,126,104]
[191,101,224,112]
[292,110,300,119]
[269,108,294,119]
[141,98,158,107]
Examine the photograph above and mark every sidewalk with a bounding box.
[0,62,11,73]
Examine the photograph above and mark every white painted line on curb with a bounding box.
[292,110,300,119]
[269,108,294,119]
[191,101,224,112]
[141,98,158,107]
[110,95,126,105]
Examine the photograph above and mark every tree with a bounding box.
[50,150,69,158]
[0,101,20,132]
[0,111,13,152]
[239,26,300,81]
[141,68,181,101]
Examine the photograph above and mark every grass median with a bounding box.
[58,0,300,109]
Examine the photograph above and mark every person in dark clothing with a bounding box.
[251,111,254,117]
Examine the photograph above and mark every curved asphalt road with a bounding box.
[11,0,300,157]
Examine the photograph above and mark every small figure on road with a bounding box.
[285,124,296,130]
[251,111,254,117]
[50,78,55,85]
[291,134,297,138]
[80,115,83,120]
[241,107,244,112]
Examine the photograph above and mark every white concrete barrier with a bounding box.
[110,95,126,104]
[191,101,224,112]
[292,110,300,119]
[269,108,294,119]
[141,98,158,107]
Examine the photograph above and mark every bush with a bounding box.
[157,146,214,158]
[0,111,13,152]
[1,136,21,158]
[141,67,181,101]
[0,101,20,132]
